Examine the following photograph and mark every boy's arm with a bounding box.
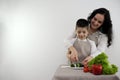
[67,38,78,62]
[82,40,97,65]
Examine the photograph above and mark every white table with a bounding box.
[52,64,120,80]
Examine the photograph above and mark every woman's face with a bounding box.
[90,13,104,30]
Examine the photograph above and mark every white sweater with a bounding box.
[64,31,108,58]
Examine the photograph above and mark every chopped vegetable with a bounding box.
[84,66,89,72]
[70,64,75,67]
[70,63,83,67]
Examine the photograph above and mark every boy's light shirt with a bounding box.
[70,38,87,44]
[78,38,87,42]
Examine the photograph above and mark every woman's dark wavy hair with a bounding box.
[87,8,113,47]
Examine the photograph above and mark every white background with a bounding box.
[0,0,120,80]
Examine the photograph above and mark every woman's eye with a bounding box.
[98,21,102,24]
[94,18,97,21]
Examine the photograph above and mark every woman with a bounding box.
[65,8,113,65]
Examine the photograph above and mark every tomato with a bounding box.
[88,67,92,73]
[92,64,102,75]
[83,66,89,72]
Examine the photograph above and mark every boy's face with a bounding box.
[76,27,88,40]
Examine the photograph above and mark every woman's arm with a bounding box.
[82,35,108,65]
[64,32,78,62]
[91,34,108,57]
[64,31,76,49]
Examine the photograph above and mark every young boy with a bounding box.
[67,19,97,65]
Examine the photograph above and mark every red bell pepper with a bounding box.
[92,64,102,75]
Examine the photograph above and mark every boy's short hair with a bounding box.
[76,19,89,29]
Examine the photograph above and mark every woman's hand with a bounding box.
[82,56,93,65]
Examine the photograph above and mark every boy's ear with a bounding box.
[75,30,77,34]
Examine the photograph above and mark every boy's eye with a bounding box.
[83,31,86,33]
[78,31,81,34]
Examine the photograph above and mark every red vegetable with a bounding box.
[83,66,89,72]
[88,67,92,73]
[92,64,102,75]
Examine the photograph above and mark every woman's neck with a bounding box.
[88,27,97,34]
